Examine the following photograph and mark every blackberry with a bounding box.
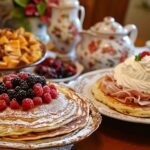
[36,76,46,86]
[26,75,37,87]
[0,82,5,86]
[15,86,21,92]
[27,89,35,98]
[7,89,16,100]
[0,85,7,94]
[20,81,29,90]
[15,90,27,104]
[11,78,23,87]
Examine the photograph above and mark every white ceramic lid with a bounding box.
[58,0,79,6]
[90,17,128,34]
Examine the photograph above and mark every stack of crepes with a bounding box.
[0,85,100,149]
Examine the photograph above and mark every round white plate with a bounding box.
[69,68,150,124]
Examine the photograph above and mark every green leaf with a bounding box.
[11,8,25,19]
[15,18,31,31]
[14,0,30,8]
[135,54,141,61]
[36,2,47,15]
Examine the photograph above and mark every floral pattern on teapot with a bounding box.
[78,39,129,70]
[48,4,85,55]
[51,14,79,44]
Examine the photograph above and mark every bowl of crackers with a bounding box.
[0,28,46,74]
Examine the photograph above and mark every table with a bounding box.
[73,116,150,150]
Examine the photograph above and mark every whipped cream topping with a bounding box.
[114,56,150,93]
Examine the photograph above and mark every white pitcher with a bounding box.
[48,2,85,58]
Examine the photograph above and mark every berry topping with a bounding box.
[18,72,28,80]
[7,89,16,100]
[140,51,150,58]
[33,83,43,96]
[0,73,57,111]
[0,85,7,95]
[3,74,18,83]
[43,85,50,93]
[33,97,43,106]
[10,100,19,109]
[43,93,52,103]
[20,81,29,90]
[15,90,27,104]
[0,93,10,103]
[135,51,150,61]
[15,86,21,92]
[0,100,7,111]
[27,89,35,98]
[5,81,13,88]
[50,89,58,99]
[49,84,56,90]
[22,98,34,111]
[11,78,23,87]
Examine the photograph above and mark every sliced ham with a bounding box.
[101,75,150,106]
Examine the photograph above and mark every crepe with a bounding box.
[0,84,101,149]
[92,78,150,117]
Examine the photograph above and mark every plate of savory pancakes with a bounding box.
[0,73,101,149]
[70,51,150,124]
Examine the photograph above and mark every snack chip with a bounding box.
[0,28,44,69]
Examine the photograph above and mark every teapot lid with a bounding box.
[91,17,128,34]
[53,0,79,7]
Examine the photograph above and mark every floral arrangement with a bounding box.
[13,0,59,24]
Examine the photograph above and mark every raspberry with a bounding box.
[50,89,58,99]
[18,72,28,80]
[3,74,18,82]
[0,100,7,111]
[10,100,19,109]
[49,84,56,90]
[140,51,150,58]
[33,83,43,96]
[22,98,34,111]
[33,97,42,106]
[43,85,50,93]
[5,81,13,88]
[43,93,52,103]
[0,93,10,103]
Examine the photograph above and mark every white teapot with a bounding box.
[76,17,138,71]
[48,0,85,58]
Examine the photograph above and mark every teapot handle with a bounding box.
[78,6,85,26]
[125,24,137,43]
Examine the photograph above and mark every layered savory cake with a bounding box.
[92,51,150,117]
[0,73,100,149]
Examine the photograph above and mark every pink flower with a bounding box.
[25,4,37,16]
